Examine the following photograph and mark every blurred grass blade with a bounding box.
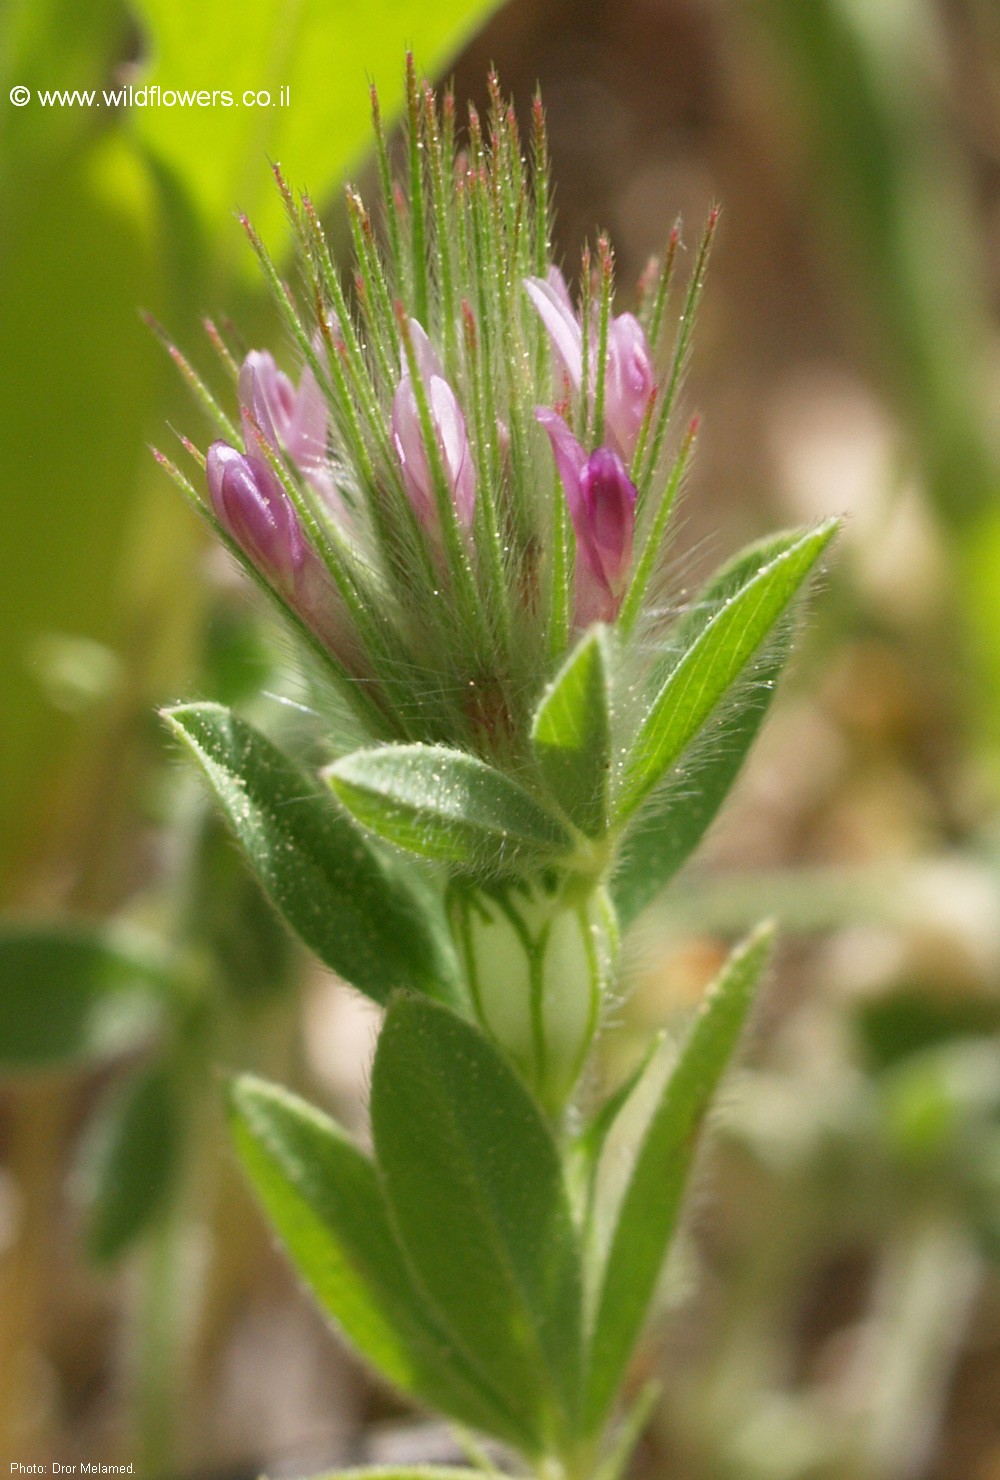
[163,704,461,1006]
[0,923,167,1068]
[531,626,613,838]
[618,522,837,819]
[583,924,774,1431]
[230,1076,534,1450]
[327,744,573,871]
[371,995,584,1447]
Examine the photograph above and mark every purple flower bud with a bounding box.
[207,441,308,580]
[525,270,655,460]
[206,441,345,656]
[536,409,637,626]
[392,320,475,537]
[239,347,338,509]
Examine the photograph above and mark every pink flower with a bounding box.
[536,408,637,626]
[604,312,656,462]
[524,268,655,460]
[392,320,475,537]
[239,348,338,508]
[206,441,342,655]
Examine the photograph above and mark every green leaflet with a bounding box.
[162,705,461,1006]
[617,521,837,819]
[612,633,789,927]
[531,626,613,838]
[327,744,573,873]
[661,528,818,663]
[371,996,585,1451]
[611,534,806,923]
[583,925,774,1431]
[230,1077,536,1452]
[0,923,167,1069]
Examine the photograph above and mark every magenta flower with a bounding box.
[536,408,637,626]
[207,441,309,581]
[524,268,655,460]
[392,320,475,538]
[206,441,343,654]
[239,348,338,509]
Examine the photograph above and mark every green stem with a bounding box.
[592,1379,661,1480]
[135,1200,186,1479]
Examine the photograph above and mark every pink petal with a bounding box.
[525,277,583,390]
[392,375,435,525]
[403,318,445,384]
[429,375,475,529]
[535,406,589,532]
[604,313,655,459]
[546,265,575,314]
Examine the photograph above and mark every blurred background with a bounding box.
[2,1,1000,1476]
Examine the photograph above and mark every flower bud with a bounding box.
[206,441,345,655]
[525,270,655,459]
[392,320,475,537]
[452,876,618,1116]
[536,409,637,625]
[207,441,309,581]
[239,348,338,508]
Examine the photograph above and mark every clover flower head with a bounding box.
[159,61,716,764]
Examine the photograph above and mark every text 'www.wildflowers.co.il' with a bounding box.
[7,85,291,109]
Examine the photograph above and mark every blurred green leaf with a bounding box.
[618,522,837,819]
[327,744,573,872]
[187,807,296,1006]
[854,989,1000,1074]
[0,0,126,166]
[371,995,584,1450]
[0,923,167,1069]
[163,704,461,1005]
[583,924,774,1432]
[531,626,612,839]
[128,0,505,269]
[79,1061,180,1263]
[0,128,166,898]
[230,1075,532,1448]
